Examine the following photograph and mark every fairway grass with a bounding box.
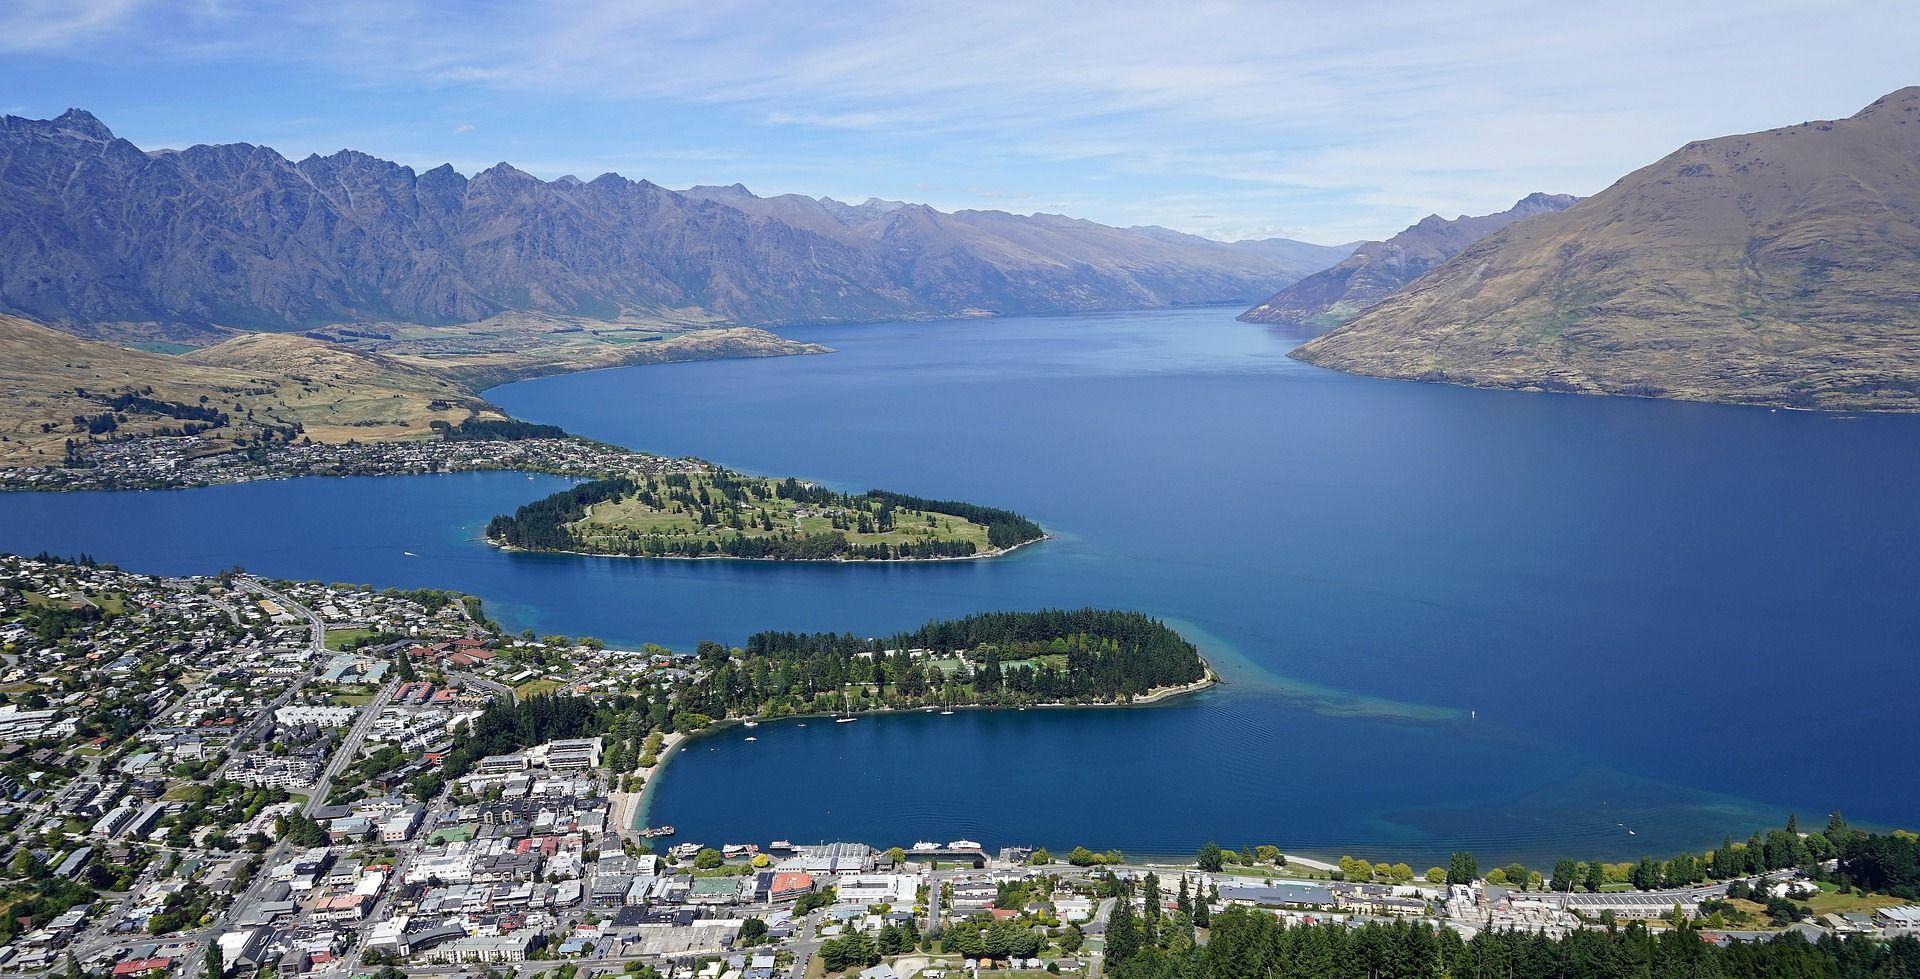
[572,471,992,553]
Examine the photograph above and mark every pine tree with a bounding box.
[1106,895,1141,965]
[1447,851,1478,885]
[1197,841,1224,872]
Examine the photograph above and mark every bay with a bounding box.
[3,307,1915,863]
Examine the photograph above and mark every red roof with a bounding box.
[771,871,814,894]
[113,959,173,975]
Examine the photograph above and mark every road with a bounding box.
[231,579,329,746]
[167,587,399,979]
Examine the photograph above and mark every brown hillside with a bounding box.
[0,315,499,465]
[1295,88,1920,410]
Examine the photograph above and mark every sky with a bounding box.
[2,0,1916,244]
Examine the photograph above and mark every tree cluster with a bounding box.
[1113,903,1920,979]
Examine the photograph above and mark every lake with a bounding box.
[3,307,1915,864]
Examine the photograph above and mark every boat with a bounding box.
[939,709,954,715]
[948,839,982,850]
[744,720,759,728]
[402,551,417,557]
[641,825,677,838]
[836,716,858,723]
[744,736,758,742]
[911,841,940,851]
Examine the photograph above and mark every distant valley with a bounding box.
[1239,193,1579,328]
[1292,87,1920,411]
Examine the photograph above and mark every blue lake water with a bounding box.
[3,307,1916,864]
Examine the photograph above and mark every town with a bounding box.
[2,553,1917,979]
[0,432,696,493]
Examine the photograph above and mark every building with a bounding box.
[541,738,602,772]
[1876,906,1920,933]
[274,705,360,728]
[475,753,531,775]
[381,806,425,842]
[421,934,536,964]
[770,872,815,902]
[799,842,874,874]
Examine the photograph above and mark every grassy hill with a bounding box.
[0,314,503,466]
[1295,87,1920,411]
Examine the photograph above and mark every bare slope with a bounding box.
[1295,89,1920,410]
[0,314,501,465]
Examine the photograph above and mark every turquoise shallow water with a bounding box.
[4,308,1916,863]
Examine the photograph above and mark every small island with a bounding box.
[486,470,1045,561]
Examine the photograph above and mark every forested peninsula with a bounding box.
[485,469,1045,561]
[436,608,1213,787]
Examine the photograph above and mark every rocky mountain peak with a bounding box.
[51,108,114,140]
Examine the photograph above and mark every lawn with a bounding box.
[1804,882,1907,917]
[515,677,565,699]
[324,627,376,651]
[325,683,378,706]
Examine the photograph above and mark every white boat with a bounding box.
[911,841,940,851]
[939,709,954,715]
[744,720,759,728]
[744,736,758,742]
[403,551,417,557]
[947,839,981,850]
[835,716,858,723]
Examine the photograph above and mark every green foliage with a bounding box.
[436,418,568,441]
[736,918,769,946]
[485,471,1042,560]
[942,917,1045,960]
[733,609,1205,713]
[1197,841,1224,872]
[1110,905,1920,979]
[1067,846,1125,867]
[793,887,838,916]
[862,489,1044,550]
[1446,851,1478,886]
[818,932,878,972]
[441,694,599,779]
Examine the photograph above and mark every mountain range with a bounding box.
[1295,87,1920,411]
[0,110,1349,338]
[1238,193,1579,327]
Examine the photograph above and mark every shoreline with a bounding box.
[628,664,1217,835]
[489,531,1050,565]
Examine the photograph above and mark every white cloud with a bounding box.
[7,0,1918,240]
[452,123,475,134]
[0,0,140,52]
